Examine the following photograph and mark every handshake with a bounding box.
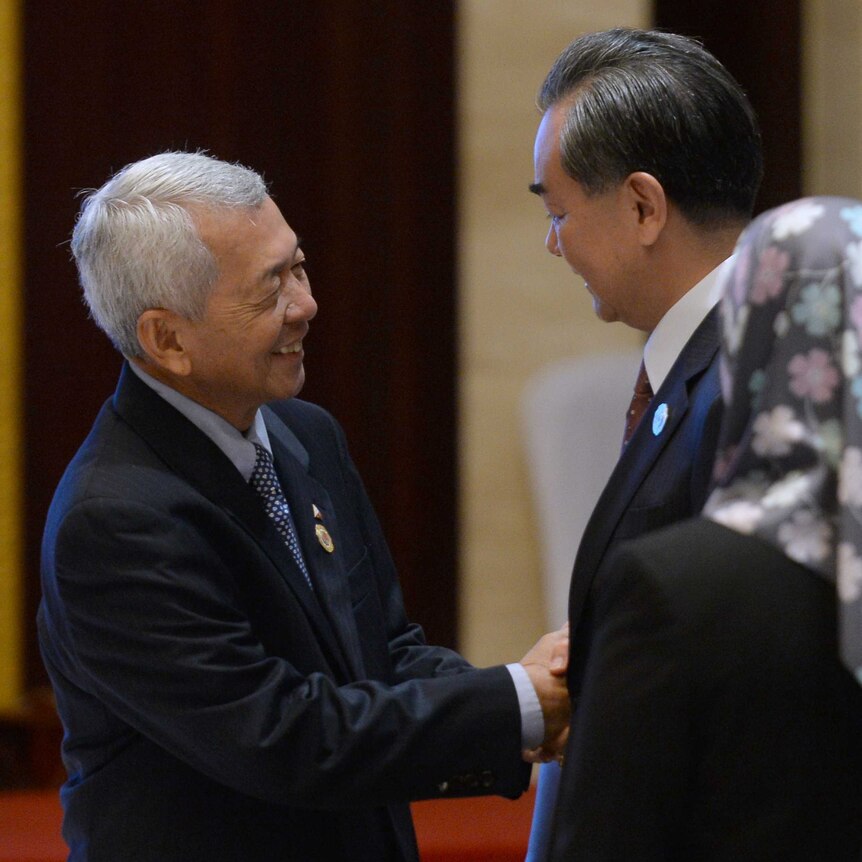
[519,623,571,764]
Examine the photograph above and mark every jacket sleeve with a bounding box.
[42,492,528,809]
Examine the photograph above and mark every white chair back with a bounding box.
[521,350,642,627]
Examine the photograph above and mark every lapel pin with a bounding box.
[315,523,335,553]
[312,503,323,520]
[652,403,669,436]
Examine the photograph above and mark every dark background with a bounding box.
[21,1,460,692]
[19,1,800,703]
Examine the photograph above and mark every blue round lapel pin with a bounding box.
[652,403,669,436]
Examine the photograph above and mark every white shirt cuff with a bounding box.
[506,662,544,749]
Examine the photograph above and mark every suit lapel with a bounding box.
[265,412,368,680]
[569,308,720,628]
[112,365,353,681]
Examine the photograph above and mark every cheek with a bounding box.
[558,235,582,271]
[251,320,284,358]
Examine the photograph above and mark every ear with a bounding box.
[136,309,192,376]
[623,172,667,247]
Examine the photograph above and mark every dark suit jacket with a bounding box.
[528,308,723,861]
[38,365,529,862]
[550,518,862,861]
[567,307,723,686]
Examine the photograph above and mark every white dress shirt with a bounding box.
[643,255,734,392]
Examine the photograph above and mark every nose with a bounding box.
[285,287,318,323]
[545,224,562,256]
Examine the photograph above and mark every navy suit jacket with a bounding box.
[550,519,862,861]
[39,365,529,862]
[566,306,723,689]
[528,307,723,861]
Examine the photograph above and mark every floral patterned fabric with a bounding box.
[704,196,862,684]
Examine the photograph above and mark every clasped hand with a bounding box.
[519,623,570,764]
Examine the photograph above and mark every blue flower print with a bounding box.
[748,368,766,405]
[791,282,842,336]
[817,418,843,468]
[841,205,862,237]
[852,376,862,418]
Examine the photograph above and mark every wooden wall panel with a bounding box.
[0,0,23,710]
[22,1,457,688]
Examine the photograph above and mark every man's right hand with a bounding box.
[519,624,571,762]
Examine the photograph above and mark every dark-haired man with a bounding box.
[524,27,763,860]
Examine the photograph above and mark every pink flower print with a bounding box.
[751,246,789,304]
[788,348,840,403]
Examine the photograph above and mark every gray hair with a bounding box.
[71,151,268,358]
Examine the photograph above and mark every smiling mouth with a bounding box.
[273,342,302,355]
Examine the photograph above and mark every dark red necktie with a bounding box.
[622,360,653,449]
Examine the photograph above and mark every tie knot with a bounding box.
[250,444,280,498]
[634,361,652,398]
[622,360,654,449]
[253,442,272,469]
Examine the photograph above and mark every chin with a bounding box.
[592,301,619,324]
[285,368,306,399]
[264,373,305,405]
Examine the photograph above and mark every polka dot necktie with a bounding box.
[622,360,653,450]
[250,443,313,590]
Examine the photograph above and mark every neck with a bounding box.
[645,218,746,328]
[129,357,255,431]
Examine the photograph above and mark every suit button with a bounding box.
[437,781,450,794]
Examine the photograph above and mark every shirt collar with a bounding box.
[643,254,735,392]
[128,362,272,481]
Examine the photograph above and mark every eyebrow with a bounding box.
[528,182,545,196]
